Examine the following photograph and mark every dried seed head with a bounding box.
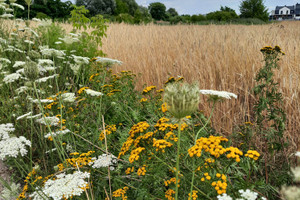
[24,61,39,81]
[163,82,200,119]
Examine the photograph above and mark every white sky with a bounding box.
[136,0,300,15]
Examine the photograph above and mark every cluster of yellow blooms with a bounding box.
[155,117,188,132]
[165,189,176,200]
[118,122,150,158]
[225,147,243,163]
[129,147,145,163]
[140,98,147,103]
[153,138,173,152]
[17,168,37,199]
[125,167,135,174]
[164,131,178,142]
[201,172,212,181]
[78,87,89,95]
[137,165,147,176]
[188,190,198,200]
[164,177,180,187]
[260,45,285,55]
[161,102,168,113]
[142,86,156,94]
[111,186,129,200]
[211,173,228,195]
[164,76,184,85]
[99,124,117,141]
[188,136,229,158]
[57,151,95,171]
[89,73,99,81]
[245,150,260,160]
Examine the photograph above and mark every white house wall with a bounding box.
[279,7,291,15]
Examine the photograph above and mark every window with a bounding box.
[281,11,283,14]
[286,11,288,14]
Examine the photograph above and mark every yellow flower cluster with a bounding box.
[129,147,145,163]
[260,45,285,55]
[188,190,198,200]
[78,87,89,94]
[142,86,156,94]
[112,186,129,200]
[211,173,227,195]
[225,147,243,162]
[165,76,184,85]
[44,96,58,110]
[129,122,150,138]
[164,177,180,187]
[99,124,117,141]
[201,172,212,181]
[156,89,164,93]
[245,150,260,160]
[161,102,168,113]
[17,168,37,199]
[165,189,176,200]
[140,98,147,103]
[89,73,99,81]
[153,138,173,152]
[57,151,95,171]
[164,131,178,142]
[137,165,147,176]
[155,117,188,132]
[125,167,134,174]
[197,158,215,171]
[188,136,228,158]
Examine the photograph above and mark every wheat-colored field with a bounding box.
[101,22,300,151]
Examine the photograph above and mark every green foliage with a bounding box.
[69,5,108,55]
[240,0,269,21]
[206,6,238,22]
[35,12,50,19]
[148,2,166,20]
[167,7,178,17]
[76,0,116,16]
[191,14,206,23]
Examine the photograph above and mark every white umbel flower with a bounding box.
[96,57,122,65]
[13,61,26,68]
[295,151,300,157]
[38,59,54,66]
[200,90,237,99]
[10,3,25,10]
[36,116,60,126]
[61,92,76,102]
[217,193,233,200]
[0,14,14,18]
[90,154,117,169]
[85,89,103,97]
[16,112,32,120]
[35,74,58,83]
[0,136,31,159]
[0,58,11,64]
[41,171,90,200]
[44,129,71,139]
[0,123,15,140]
[3,73,22,83]
[239,189,258,200]
[72,55,89,65]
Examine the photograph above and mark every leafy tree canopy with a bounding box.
[148,2,166,20]
[76,0,116,16]
[167,8,178,17]
[239,0,269,21]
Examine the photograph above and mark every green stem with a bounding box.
[189,101,216,198]
[175,120,182,200]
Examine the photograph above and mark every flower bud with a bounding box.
[163,82,200,119]
[24,61,39,81]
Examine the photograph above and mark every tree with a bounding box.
[115,0,129,15]
[239,0,268,21]
[167,8,178,17]
[76,0,116,16]
[206,6,238,22]
[148,2,166,20]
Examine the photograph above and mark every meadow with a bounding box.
[0,3,300,200]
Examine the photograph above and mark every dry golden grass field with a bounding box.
[100,22,300,152]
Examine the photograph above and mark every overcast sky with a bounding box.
[136,0,299,15]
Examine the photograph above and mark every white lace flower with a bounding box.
[1,13,13,18]
[72,55,89,65]
[217,193,233,200]
[85,89,103,97]
[239,189,258,200]
[0,136,31,159]
[295,151,300,157]
[13,61,26,68]
[95,57,122,65]
[16,112,32,120]
[35,74,58,83]
[0,182,20,200]
[40,48,65,57]
[3,73,22,83]
[15,86,29,94]
[200,90,237,99]
[90,154,117,169]
[0,123,15,140]
[70,64,81,74]
[32,18,41,22]
[38,59,53,66]
[61,93,76,102]
[36,116,60,126]
[59,36,80,44]
[38,19,52,27]
[40,171,90,200]
[27,113,42,119]
[44,129,71,139]
[0,58,11,64]
[10,3,24,10]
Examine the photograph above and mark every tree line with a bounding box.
[11,0,269,24]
